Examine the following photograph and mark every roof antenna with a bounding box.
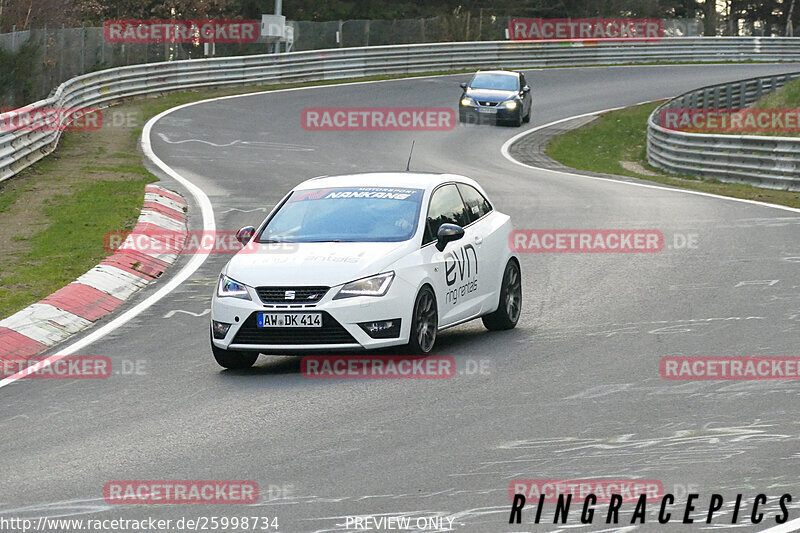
[405,140,415,171]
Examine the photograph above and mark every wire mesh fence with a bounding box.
[0,17,705,107]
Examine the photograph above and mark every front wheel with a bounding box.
[211,333,258,369]
[407,286,438,354]
[482,259,522,331]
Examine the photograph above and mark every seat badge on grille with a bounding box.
[285,290,296,300]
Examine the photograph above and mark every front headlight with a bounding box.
[217,274,251,300]
[503,100,518,110]
[334,272,395,299]
[461,97,476,106]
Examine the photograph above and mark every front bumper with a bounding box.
[211,280,414,352]
[459,103,520,123]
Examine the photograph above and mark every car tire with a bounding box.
[211,332,259,369]
[482,259,522,331]
[407,285,438,354]
[523,107,531,123]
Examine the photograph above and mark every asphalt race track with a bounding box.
[2,64,800,532]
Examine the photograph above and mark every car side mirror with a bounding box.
[460,82,467,90]
[235,226,256,246]
[522,86,531,93]
[436,223,465,252]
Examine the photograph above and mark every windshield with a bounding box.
[469,73,519,92]
[259,186,424,243]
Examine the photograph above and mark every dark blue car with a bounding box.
[458,70,532,127]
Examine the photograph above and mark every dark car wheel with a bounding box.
[523,106,531,123]
[211,332,259,369]
[407,285,438,354]
[482,259,522,331]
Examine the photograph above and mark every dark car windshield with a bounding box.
[469,73,519,92]
[259,186,424,243]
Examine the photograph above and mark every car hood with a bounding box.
[224,240,414,287]
[465,88,517,102]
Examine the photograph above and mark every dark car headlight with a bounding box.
[217,274,251,300]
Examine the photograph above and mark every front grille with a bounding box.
[478,101,499,107]
[256,286,329,304]
[232,311,358,345]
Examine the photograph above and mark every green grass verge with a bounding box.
[0,69,478,321]
[545,101,800,209]
[752,77,800,108]
[0,179,151,316]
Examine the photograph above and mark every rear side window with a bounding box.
[423,184,470,244]
[458,183,492,223]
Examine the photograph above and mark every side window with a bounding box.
[457,183,493,224]
[423,184,470,244]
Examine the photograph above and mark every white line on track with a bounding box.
[500,103,800,533]
[0,73,477,390]
[2,69,798,390]
[500,104,800,214]
[0,101,217,389]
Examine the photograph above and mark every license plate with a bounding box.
[257,312,322,328]
[478,107,497,114]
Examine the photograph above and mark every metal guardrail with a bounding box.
[5,37,800,184]
[647,72,800,191]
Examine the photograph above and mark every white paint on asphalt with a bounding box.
[163,308,210,319]
[156,133,315,151]
[500,106,800,215]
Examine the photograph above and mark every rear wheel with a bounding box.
[211,332,258,369]
[482,260,522,331]
[407,286,438,354]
